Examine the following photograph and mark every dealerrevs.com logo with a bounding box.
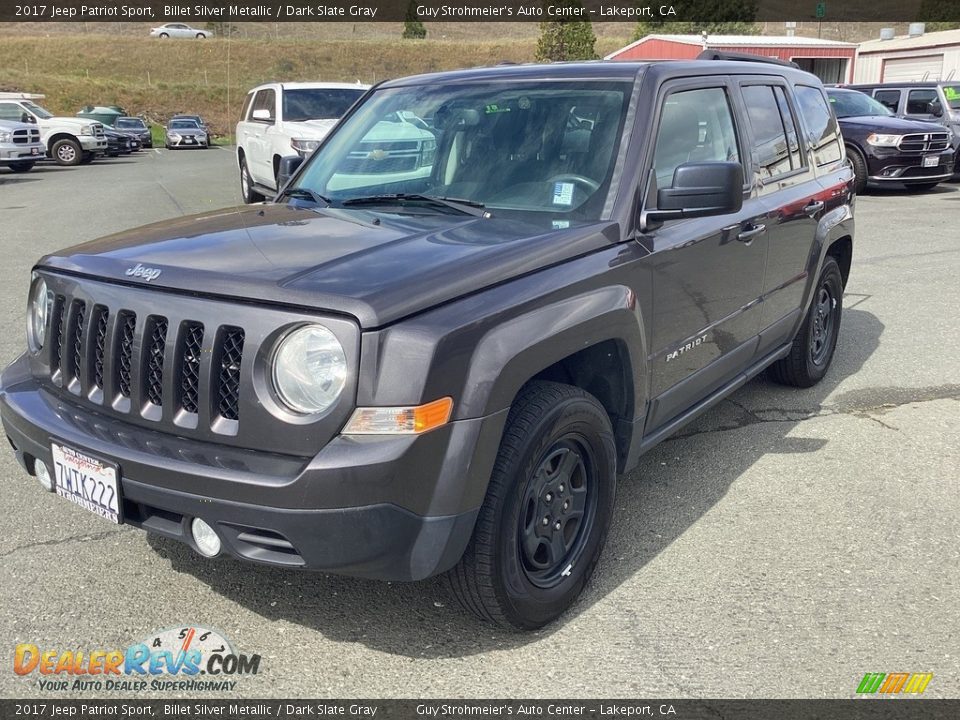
[856,672,933,696]
[14,626,260,692]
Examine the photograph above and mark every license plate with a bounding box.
[923,156,939,168]
[51,443,122,524]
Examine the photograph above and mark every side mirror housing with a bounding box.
[928,101,944,117]
[276,154,304,189]
[251,108,272,122]
[643,162,744,227]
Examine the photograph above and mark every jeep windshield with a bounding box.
[292,80,632,222]
[827,90,893,118]
[283,88,367,122]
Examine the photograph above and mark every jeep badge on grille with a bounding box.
[125,263,162,282]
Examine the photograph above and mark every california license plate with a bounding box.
[51,443,122,524]
[923,156,939,168]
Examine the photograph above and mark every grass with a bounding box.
[0,34,631,137]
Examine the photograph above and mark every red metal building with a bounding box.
[606,34,858,84]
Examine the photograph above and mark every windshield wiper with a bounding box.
[340,193,491,218]
[277,186,332,207]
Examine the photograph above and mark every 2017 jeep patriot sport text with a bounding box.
[0,58,854,630]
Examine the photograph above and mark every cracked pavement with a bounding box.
[0,152,958,699]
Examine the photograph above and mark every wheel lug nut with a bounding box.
[542,517,549,526]
[554,521,562,531]
[545,493,552,502]
[559,484,565,493]
[563,501,569,511]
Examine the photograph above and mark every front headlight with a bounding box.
[27,276,51,353]
[290,138,320,155]
[866,133,902,147]
[0,131,11,143]
[80,125,95,136]
[168,132,181,140]
[272,325,346,414]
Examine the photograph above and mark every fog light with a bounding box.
[191,518,222,557]
[34,459,53,492]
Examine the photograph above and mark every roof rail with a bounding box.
[696,50,800,69]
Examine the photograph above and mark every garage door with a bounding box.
[882,55,945,82]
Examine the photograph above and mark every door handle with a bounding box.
[737,224,766,243]
[803,200,825,216]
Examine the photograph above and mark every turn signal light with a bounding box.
[343,397,454,435]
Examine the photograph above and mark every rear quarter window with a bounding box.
[794,85,843,167]
[240,92,254,122]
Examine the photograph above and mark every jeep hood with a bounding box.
[38,203,616,329]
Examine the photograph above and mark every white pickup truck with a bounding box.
[0,92,107,166]
[0,119,45,173]
[235,82,369,202]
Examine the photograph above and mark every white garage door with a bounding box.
[882,55,945,82]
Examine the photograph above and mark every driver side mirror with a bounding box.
[276,154,304,189]
[251,108,272,122]
[643,162,744,228]
[21,113,36,124]
[928,101,944,117]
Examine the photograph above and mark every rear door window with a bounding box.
[873,89,901,112]
[740,84,803,182]
[794,85,843,167]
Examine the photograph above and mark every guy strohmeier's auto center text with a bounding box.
[11,2,678,20]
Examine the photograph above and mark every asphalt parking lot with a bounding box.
[0,149,958,699]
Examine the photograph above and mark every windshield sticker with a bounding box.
[945,86,960,102]
[553,182,574,206]
[552,220,571,230]
[484,104,511,115]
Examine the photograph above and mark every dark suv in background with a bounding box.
[1,57,854,630]
[849,81,960,142]
[826,87,955,192]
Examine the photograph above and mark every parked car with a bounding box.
[0,57,855,630]
[0,93,107,166]
[102,126,137,156]
[115,117,153,148]
[825,87,955,192]
[236,82,368,202]
[0,119,44,172]
[150,23,212,39]
[848,81,960,139]
[164,118,208,149]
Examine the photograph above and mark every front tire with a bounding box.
[847,146,867,194]
[51,138,82,166]
[447,381,617,630]
[769,256,843,388]
[239,157,264,203]
[8,161,35,173]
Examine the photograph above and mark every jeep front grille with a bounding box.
[69,300,86,388]
[93,307,109,390]
[178,322,204,414]
[216,327,244,422]
[145,317,168,407]
[116,311,136,398]
[898,132,950,154]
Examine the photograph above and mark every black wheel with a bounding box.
[847,146,867,194]
[907,182,940,192]
[239,157,264,203]
[769,256,843,388]
[8,161,35,173]
[51,138,82,166]
[79,152,95,164]
[159,33,169,38]
[196,33,205,39]
[447,381,617,630]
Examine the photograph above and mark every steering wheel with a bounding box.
[547,174,600,193]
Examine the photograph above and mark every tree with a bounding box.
[535,0,597,62]
[205,22,237,36]
[632,0,760,41]
[402,1,426,39]
[919,0,960,31]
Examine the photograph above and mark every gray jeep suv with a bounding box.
[1,56,854,630]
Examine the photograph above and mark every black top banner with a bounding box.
[2,0,959,23]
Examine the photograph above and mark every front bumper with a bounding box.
[867,147,955,183]
[0,145,44,161]
[167,136,208,148]
[0,356,504,580]
[79,136,107,151]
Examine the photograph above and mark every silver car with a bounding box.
[149,23,212,39]
[165,118,208,149]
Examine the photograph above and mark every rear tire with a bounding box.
[847,146,867,194]
[769,256,843,388]
[446,381,617,630]
[51,138,82,166]
[8,161,35,173]
[239,157,264,203]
